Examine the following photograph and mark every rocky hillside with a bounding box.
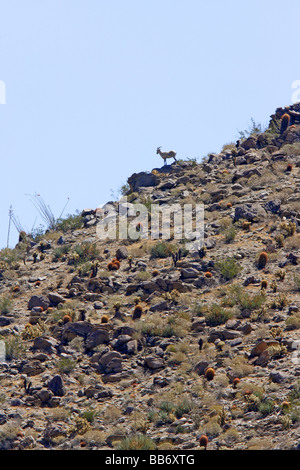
[0,103,299,451]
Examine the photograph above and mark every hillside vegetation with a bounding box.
[0,103,299,450]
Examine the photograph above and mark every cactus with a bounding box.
[136,222,143,232]
[204,271,212,278]
[107,260,120,271]
[280,113,290,134]
[199,434,208,450]
[261,280,268,290]
[205,367,215,381]
[90,261,99,278]
[233,378,240,388]
[63,314,72,324]
[132,304,143,320]
[258,251,268,269]
[113,302,122,317]
[271,280,278,292]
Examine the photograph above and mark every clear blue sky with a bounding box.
[1,0,300,249]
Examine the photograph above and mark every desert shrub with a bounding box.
[247,437,274,450]
[0,295,13,314]
[0,246,25,268]
[223,225,237,243]
[280,142,300,155]
[286,312,300,330]
[68,242,99,267]
[280,221,296,237]
[73,242,99,263]
[52,245,71,261]
[258,399,275,416]
[77,261,94,277]
[55,211,84,233]
[3,336,25,361]
[293,275,300,292]
[238,118,265,140]
[216,258,242,280]
[174,397,194,418]
[222,428,240,444]
[117,434,156,450]
[139,313,188,339]
[288,382,300,404]
[205,304,233,326]
[285,234,300,251]
[223,356,254,378]
[22,323,45,340]
[0,422,20,449]
[52,300,79,323]
[219,219,237,243]
[221,142,236,152]
[135,271,151,281]
[56,357,77,374]
[199,420,222,439]
[150,242,177,259]
[81,410,97,423]
[221,285,266,313]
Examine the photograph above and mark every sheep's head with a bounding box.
[156,146,161,154]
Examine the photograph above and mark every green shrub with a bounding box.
[117,434,156,450]
[81,410,97,423]
[70,242,99,266]
[56,357,77,374]
[286,313,300,330]
[135,271,151,281]
[205,304,233,326]
[55,211,84,233]
[52,245,71,261]
[294,276,300,292]
[258,399,275,416]
[159,401,176,414]
[288,381,300,402]
[238,118,265,141]
[223,226,237,243]
[174,397,194,418]
[0,246,25,268]
[0,295,13,314]
[3,336,25,361]
[150,242,177,259]
[216,257,242,280]
[221,285,265,313]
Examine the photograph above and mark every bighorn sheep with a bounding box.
[156,146,177,165]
